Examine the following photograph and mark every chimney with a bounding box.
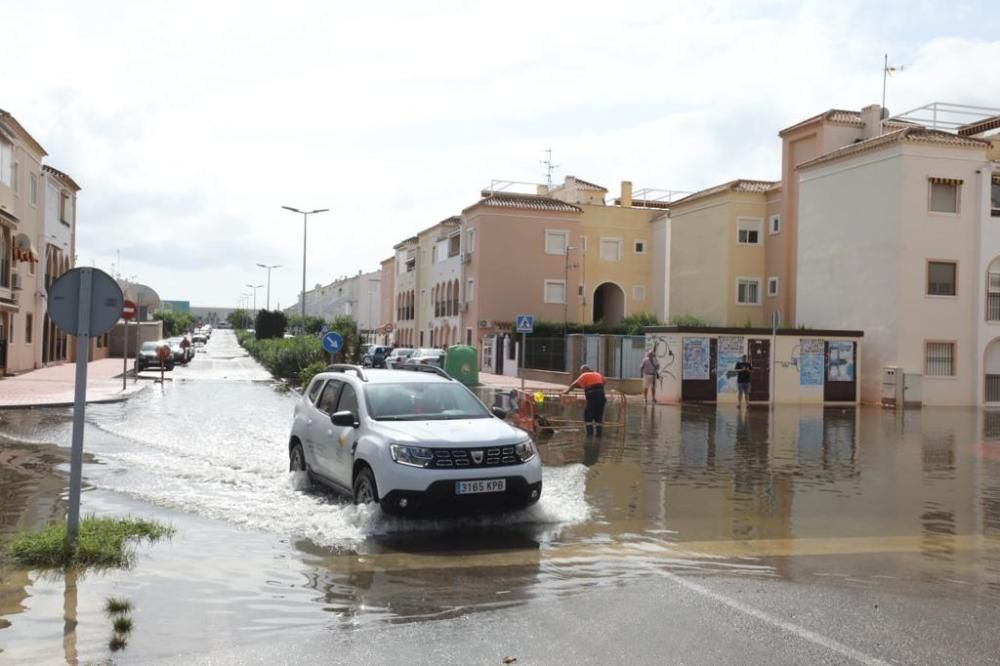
[861,104,884,139]
[620,180,633,207]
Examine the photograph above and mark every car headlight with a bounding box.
[389,444,434,468]
[515,438,536,462]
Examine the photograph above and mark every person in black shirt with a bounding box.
[734,354,753,408]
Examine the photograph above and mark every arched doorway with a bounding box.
[593,282,626,325]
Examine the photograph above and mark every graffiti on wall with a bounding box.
[682,337,710,380]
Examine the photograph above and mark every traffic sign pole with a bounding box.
[122,315,128,391]
[66,269,93,546]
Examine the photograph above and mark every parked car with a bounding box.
[137,340,175,371]
[385,347,416,369]
[166,337,188,364]
[288,364,542,515]
[362,345,391,368]
[405,348,446,368]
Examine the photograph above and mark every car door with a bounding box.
[329,382,361,488]
[299,378,327,468]
[310,380,343,478]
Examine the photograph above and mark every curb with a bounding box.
[0,385,149,411]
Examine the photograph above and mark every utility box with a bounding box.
[902,373,923,407]
[881,366,922,408]
[881,366,900,406]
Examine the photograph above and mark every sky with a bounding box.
[2,0,999,310]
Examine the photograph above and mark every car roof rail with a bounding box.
[398,364,453,380]
[323,364,368,381]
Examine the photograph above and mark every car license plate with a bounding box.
[455,479,506,495]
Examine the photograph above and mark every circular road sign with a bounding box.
[122,299,137,321]
[48,267,124,337]
[322,331,344,354]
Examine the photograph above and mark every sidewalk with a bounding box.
[0,358,146,409]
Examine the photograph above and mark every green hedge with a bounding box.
[237,332,327,385]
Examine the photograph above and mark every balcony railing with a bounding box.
[988,293,1000,321]
[986,375,1000,403]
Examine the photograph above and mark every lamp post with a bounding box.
[281,206,329,330]
[245,283,263,315]
[256,263,281,311]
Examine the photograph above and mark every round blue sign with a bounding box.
[322,331,344,354]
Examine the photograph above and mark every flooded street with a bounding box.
[1,330,999,664]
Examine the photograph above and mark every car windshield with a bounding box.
[140,342,158,351]
[365,382,490,421]
[389,348,414,356]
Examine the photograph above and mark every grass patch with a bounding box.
[109,634,128,652]
[112,616,134,634]
[5,515,174,569]
[105,597,132,616]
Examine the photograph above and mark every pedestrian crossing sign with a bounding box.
[515,314,534,334]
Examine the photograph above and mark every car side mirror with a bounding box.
[331,410,358,428]
[491,406,507,420]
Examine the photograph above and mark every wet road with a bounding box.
[1,330,999,664]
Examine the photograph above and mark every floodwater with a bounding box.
[1,330,999,663]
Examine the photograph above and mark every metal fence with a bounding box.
[524,337,567,372]
[567,334,647,379]
[987,374,1000,403]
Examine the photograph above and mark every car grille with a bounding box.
[430,446,519,468]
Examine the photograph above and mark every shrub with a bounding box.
[298,361,327,389]
[621,312,662,335]
[6,516,174,569]
[237,333,327,385]
[152,310,194,337]
[668,314,710,327]
[254,310,288,340]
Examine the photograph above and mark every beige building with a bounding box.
[796,116,1000,405]
[661,180,777,327]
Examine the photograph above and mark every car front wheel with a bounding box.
[289,442,306,473]
[353,466,379,505]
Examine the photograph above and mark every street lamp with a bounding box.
[246,283,263,314]
[281,206,329,329]
[256,263,281,311]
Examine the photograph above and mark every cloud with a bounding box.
[2,0,998,307]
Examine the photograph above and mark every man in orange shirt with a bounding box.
[566,364,607,436]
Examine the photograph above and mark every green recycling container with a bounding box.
[445,345,479,387]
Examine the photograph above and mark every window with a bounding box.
[545,230,569,255]
[29,172,38,206]
[926,342,955,377]
[466,278,474,302]
[580,236,587,252]
[0,227,9,288]
[632,285,645,301]
[434,240,448,263]
[929,178,960,214]
[60,192,72,224]
[317,381,342,414]
[599,238,621,262]
[769,214,781,234]
[12,161,19,194]
[9,314,14,343]
[927,261,956,296]
[544,279,566,304]
[307,378,326,404]
[991,176,1000,217]
[336,384,359,415]
[736,278,761,305]
[737,218,763,245]
[466,228,475,252]
[448,234,460,257]
[0,139,12,186]
[767,277,779,296]
[634,240,646,254]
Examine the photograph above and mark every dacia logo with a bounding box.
[471,450,484,464]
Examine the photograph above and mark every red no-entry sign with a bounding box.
[122,299,137,320]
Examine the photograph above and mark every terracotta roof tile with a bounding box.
[797,127,990,170]
[779,109,864,136]
[957,114,1000,137]
[42,165,81,191]
[567,176,608,192]
[667,179,779,208]
[467,191,583,214]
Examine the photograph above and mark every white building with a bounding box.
[796,106,1000,405]
[286,269,381,332]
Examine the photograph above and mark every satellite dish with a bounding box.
[15,233,32,252]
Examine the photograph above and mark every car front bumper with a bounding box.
[380,476,542,515]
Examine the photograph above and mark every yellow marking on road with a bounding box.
[308,534,993,573]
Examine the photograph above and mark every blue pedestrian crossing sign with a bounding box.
[515,314,534,334]
[322,331,344,354]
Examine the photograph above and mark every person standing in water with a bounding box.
[566,364,607,435]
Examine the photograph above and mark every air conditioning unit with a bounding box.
[11,273,22,290]
[478,319,491,329]
[460,253,471,264]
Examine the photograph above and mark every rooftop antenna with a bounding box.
[881,53,905,132]
[540,149,558,186]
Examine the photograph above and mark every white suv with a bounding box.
[288,364,542,515]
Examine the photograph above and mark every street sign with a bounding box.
[122,299,137,321]
[515,314,534,334]
[49,268,124,336]
[322,331,344,354]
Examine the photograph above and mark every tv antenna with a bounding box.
[881,53,905,131]
[540,149,558,186]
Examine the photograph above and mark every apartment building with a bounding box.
[796,114,1000,405]
[286,269,381,331]
[0,108,46,374]
[39,165,78,365]
[378,255,395,334]
[392,236,418,346]
[658,179,778,327]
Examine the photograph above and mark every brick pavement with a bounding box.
[0,358,146,408]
